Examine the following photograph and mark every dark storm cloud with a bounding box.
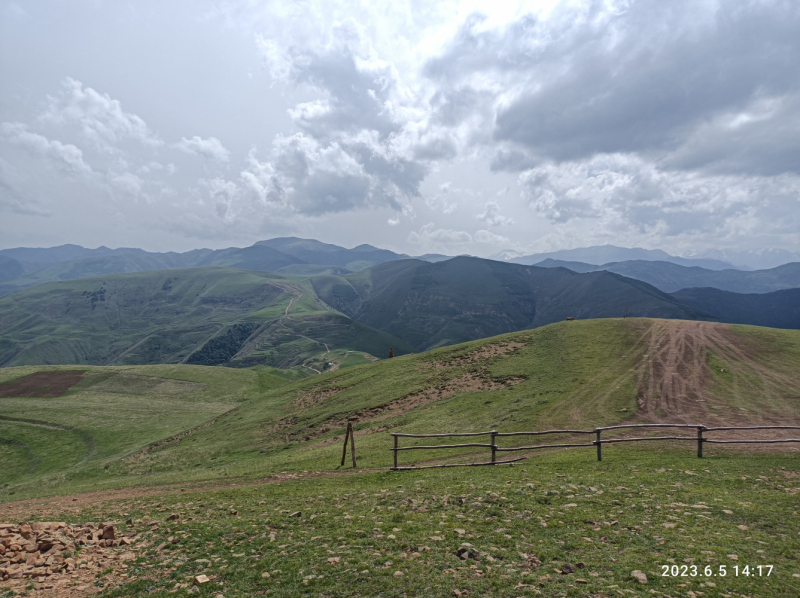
[427,0,800,176]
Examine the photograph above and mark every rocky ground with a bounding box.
[0,521,141,597]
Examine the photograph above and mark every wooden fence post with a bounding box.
[596,429,602,461]
[490,430,497,464]
[349,422,357,468]
[697,426,704,458]
[341,424,351,466]
[393,435,398,470]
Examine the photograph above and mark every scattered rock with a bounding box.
[393,570,403,577]
[101,525,116,540]
[327,557,340,563]
[289,511,302,518]
[454,547,478,561]
[195,574,211,584]
[167,514,180,521]
[261,572,271,578]
[561,563,575,574]
[631,570,647,584]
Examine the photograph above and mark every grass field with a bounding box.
[1,318,799,597]
[3,449,799,598]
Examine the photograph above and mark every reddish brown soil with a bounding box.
[0,371,86,398]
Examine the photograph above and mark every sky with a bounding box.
[1,0,799,260]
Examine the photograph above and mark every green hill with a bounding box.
[2,318,798,499]
[312,257,714,350]
[2,319,799,598]
[0,267,412,369]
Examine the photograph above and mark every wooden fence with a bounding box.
[389,424,800,471]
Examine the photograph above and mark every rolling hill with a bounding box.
[2,319,799,598]
[312,257,714,350]
[0,267,412,369]
[2,318,799,498]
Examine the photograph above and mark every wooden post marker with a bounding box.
[697,426,704,458]
[596,429,602,461]
[341,422,357,468]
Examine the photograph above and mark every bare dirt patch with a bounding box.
[0,371,86,398]
[419,341,525,370]
[632,320,800,443]
[294,387,342,410]
[279,372,524,445]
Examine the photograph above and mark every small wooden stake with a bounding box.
[697,426,704,458]
[393,435,398,470]
[349,422,357,468]
[490,430,497,464]
[596,429,602,461]
[340,424,351,466]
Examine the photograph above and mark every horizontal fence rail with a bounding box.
[389,424,800,470]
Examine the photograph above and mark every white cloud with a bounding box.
[476,200,512,226]
[519,153,800,243]
[109,172,147,199]
[408,222,473,252]
[1,122,93,176]
[175,136,231,162]
[39,78,162,152]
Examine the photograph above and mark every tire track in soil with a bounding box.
[632,320,800,441]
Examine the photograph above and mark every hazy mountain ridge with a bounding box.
[534,259,800,294]
[507,244,739,270]
[671,288,800,330]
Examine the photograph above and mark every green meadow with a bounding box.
[1,318,799,596]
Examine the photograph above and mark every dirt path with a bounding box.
[283,293,302,316]
[0,470,364,521]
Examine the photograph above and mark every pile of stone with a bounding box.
[0,522,135,582]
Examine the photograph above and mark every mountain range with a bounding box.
[0,238,798,370]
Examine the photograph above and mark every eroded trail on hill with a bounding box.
[633,320,800,436]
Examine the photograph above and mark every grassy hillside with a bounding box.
[2,318,798,501]
[2,319,799,598]
[313,257,714,350]
[0,267,411,369]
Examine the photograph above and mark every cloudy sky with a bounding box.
[1,0,799,258]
